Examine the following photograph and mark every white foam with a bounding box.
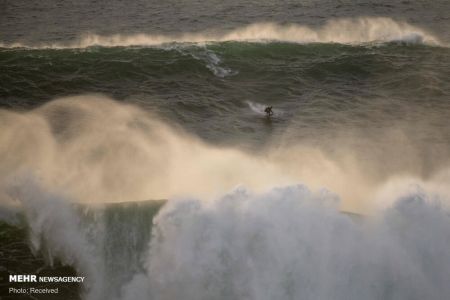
[181,47,237,78]
[247,101,267,115]
[121,184,450,300]
[0,17,443,49]
[246,101,283,118]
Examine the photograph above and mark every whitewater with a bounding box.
[7,168,450,300]
[0,17,445,49]
[1,1,450,299]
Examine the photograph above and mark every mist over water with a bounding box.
[1,0,450,299]
[1,95,450,300]
[1,95,449,212]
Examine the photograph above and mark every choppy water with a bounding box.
[1,1,450,299]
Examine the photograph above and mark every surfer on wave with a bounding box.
[264,106,273,117]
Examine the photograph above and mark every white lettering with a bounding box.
[9,275,37,282]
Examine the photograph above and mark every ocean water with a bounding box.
[1,0,450,299]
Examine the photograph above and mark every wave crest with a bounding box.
[1,17,443,49]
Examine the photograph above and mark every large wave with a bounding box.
[123,185,450,300]
[6,179,450,300]
[2,95,450,299]
[0,17,443,49]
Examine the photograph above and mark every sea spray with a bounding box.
[0,17,443,49]
[247,101,267,115]
[7,176,105,300]
[120,185,450,300]
[1,2,449,299]
[5,176,163,300]
[1,95,450,212]
[4,177,450,300]
[1,97,450,299]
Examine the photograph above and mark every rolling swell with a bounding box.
[1,42,448,107]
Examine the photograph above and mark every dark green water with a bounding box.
[1,43,449,147]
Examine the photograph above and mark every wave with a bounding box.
[5,179,450,300]
[2,95,450,299]
[5,176,158,300]
[125,185,450,300]
[0,17,443,49]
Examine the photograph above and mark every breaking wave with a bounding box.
[5,179,450,300]
[123,185,450,300]
[0,17,443,49]
[2,96,450,300]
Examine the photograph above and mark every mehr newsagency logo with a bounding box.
[8,274,85,295]
[9,274,85,283]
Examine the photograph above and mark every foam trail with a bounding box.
[246,101,284,118]
[247,101,267,115]
[0,17,443,48]
[178,46,237,78]
[201,50,236,78]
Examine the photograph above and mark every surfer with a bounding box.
[264,106,273,117]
